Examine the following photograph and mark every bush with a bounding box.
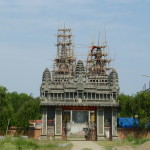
[126,135,149,145]
[14,137,39,150]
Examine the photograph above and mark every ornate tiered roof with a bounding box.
[40,28,119,107]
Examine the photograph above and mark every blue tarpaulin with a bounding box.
[117,118,139,128]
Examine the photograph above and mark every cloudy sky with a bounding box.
[0,0,150,97]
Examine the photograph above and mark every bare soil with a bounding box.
[112,145,133,150]
[71,140,150,150]
[134,141,150,150]
[71,141,104,150]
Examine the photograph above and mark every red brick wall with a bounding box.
[27,127,42,139]
[118,128,150,139]
[0,127,42,139]
[3,127,150,140]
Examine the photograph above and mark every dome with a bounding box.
[109,69,118,78]
[42,68,51,82]
[75,60,85,74]
[109,69,119,87]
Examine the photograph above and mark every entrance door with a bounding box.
[85,111,97,141]
[62,111,70,140]
[62,107,97,141]
[69,111,88,139]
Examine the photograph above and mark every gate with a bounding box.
[85,122,97,141]
[62,106,97,141]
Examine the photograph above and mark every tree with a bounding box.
[16,97,41,133]
[118,91,150,129]
[0,86,13,133]
[118,94,133,117]
[0,86,41,134]
[134,91,150,128]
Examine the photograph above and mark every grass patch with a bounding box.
[96,136,150,150]
[126,134,149,145]
[96,140,126,150]
[81,148,92,150]
[15,137,39,150]
[0,136,72,150]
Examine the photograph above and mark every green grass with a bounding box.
[96,135,150,150]
[81,148,92,150]
[126,134,149,145]
[0,136,73,150]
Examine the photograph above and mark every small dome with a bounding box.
[75,60,85,73]
[109,69,118,87]
[111,69,117,73]
[42,68,51,82]
[44,68,49,72]
[78,60,83,64]
[109,69,118,77]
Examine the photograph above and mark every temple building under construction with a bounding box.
[40,28,119,140]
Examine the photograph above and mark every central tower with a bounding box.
[53,28,75,78]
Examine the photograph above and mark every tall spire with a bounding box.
[86,44,111,76]
[53,28,75,75]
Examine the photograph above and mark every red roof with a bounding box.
[29,120,42,124]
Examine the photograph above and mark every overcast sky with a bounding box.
[0,0,150,97]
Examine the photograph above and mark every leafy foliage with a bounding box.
[0,86,41,134]
[118,91,150,128]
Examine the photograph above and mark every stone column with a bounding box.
[64,93,66,99]
[97,107,104,140]
[70,111,73,122]
[88,111,91,122]
[41,108,47,135]
[55,107,62,135]
[112,108,118,138]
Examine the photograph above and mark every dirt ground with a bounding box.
[71,141,104,150]
[71,141,150,150]
[134,141,150,150]
[112,145,133,150]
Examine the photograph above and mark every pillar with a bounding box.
[112,108,118,139]
[88,111,91,122]
[70,111,73,122]
[41,108,47,135]
[55,107,62,136]
[97,107,104,140]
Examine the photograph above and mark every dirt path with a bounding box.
[71,141,104,150]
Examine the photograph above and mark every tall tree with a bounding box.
[118,91,150,128]
[0,86,13,132]
[0,86,41,134]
